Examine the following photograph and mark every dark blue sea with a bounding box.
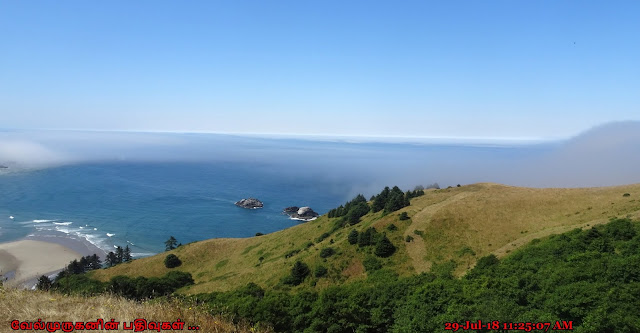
[0,132,555,257]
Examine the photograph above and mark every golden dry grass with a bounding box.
[90,182,640,292]
[0,285,272,332]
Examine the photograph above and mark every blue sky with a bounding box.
[1,1,638,139]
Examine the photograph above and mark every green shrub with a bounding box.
[405,235,414,242]
[319,247,335,258]
[362,256,382,272]
[386,223,398,231]
[164,254,182,268]
[623,193,631,197]
[314,265,328,278]
[399,212,410,221]
[315,232,331,243]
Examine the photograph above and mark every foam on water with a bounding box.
[53,222,73,226]
[106,233,115,237]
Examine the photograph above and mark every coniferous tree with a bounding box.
[165,236,178,251]
[372,187,390,212]
[36,275,52,291]
[375,234,396,257]
[290,261,310,286]
[105,251,117,268]
[89,254,102,270]
[123,245,133,262]
[115,246,124,264]
[348,229,359,245]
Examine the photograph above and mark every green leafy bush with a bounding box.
[319,247,335,258]
[164,254,182,268]
[314,265,328,278]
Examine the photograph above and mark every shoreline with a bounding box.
[0,234,106,289]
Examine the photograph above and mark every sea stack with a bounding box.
[235,198,264,209]
[283,206,319,221]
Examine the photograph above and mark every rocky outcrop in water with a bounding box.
[283,206,299,213]
[235,198,264,209]
[283,206,319,220]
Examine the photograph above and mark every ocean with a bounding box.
[0,133,554,258]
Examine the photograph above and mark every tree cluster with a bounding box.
[348,227,397,257]
[104,245,132,268]
[52,270,194,300]
[327,194,371,226]
[371,186,424,214]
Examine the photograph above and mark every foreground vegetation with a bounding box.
[0,284,271,332]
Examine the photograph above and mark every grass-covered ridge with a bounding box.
[89,182,640,293]
[196,217,640,332]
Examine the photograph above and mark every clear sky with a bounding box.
[1,1,638,139]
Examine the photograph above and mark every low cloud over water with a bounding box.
[1,121,639,192]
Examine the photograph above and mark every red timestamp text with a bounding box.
[445,320,574,332]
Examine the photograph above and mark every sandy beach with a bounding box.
[0,240,81,288]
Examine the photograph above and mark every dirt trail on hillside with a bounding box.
[404,192,473,273]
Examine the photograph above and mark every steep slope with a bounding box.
[90,182,640,293]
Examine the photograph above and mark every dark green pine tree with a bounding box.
[89,253,102,270]
[123,245,133,262]
[165,236,178,251]
[290,261,310,285]
[375,234,397,257]
[384,186,407,213]
[105,251,117,268]
[358,227,378,247]
[348,229,359,245]
[115,246,124,264]
[372,187,390,212]
[36,275,52,291]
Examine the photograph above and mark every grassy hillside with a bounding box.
[0,285,271,332]
[90,183,640,293]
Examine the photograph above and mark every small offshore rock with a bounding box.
[235,198,264,209]
[283,206,319,221]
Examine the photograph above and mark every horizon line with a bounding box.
[1,127,565,144]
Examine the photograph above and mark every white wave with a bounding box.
[93,228,97,231]
[289,217,318,221]
[106,233,115,237]
[9,216,14,219]
[55,226,71,234]
[132,252,155,257]
[33,219,55,223]
[54,222,73,226]
[79,226,84,229]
